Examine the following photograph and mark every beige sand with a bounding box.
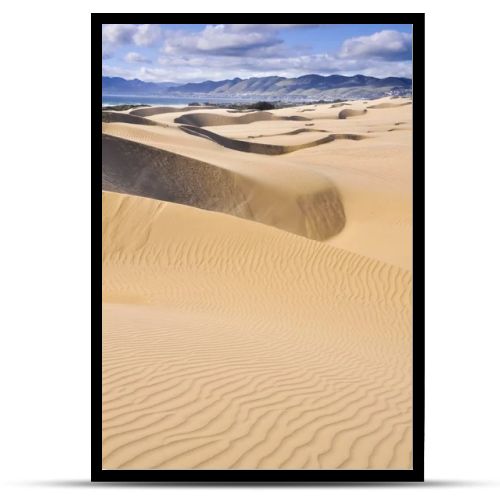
[103,97,412,268]
[102,96,413,469]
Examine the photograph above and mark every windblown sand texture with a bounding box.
[102,97,413,470]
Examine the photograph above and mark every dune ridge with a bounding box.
[129,105,216,117]
[174,111,311,127]
[102,111,163,126]
[367,102,412,109]
[102,134,346,240]
[102,191,412,470]
[248,128,329,138]
[179,124,365,155]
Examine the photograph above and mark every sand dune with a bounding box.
[102,98,412,268]
[174,111,310,127]
[102,191,412,470]
[338,108,368,119]
[101,97,413,471]
[102,133,346,240]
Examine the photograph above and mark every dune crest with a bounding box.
[179,124,365,155]
[102,111,163,126]
[368,102,412,109]
[248,128,329,138]
[174,111,311,127]
[129,105,216,117]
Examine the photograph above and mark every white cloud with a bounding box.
[164,24,281,56]
[339,30,412,61]
[103,63,179,82]
[102,24,163,48]
[227,24,319,32]
[125,52,152,64]
[102,24,136,45]
[162,24,322,57]
[133,24,162,47]
[102,64,137,79]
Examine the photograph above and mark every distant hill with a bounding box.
[102,74,411,100]
[102,77,181,95]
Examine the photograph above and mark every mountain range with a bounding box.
[102,74,412,100]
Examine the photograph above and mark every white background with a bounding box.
[1,1,499,498]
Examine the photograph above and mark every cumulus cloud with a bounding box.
[339,30,412,61]
[133,24,162,46]
[125,52,152,64]
[228,24,320,32]
[102,24,163,48]
[163,24,282,56]
[102,24,137,45]
[162,24,322,57]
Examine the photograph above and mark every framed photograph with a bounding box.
[94,13,424,482]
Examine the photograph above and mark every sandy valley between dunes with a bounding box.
[102,97,413,469]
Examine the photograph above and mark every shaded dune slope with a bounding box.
[102,134,345,240]
[102,111,162,126]
[174,111,311,127]
[179,125,365,156]
[338,108,367,119]
[102,191,413,470]
[102,135,252,220]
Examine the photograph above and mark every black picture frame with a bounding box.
[93,13,425,483]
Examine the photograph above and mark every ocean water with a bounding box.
[102,94,260,107]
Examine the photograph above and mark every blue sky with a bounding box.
[102,24,412,83]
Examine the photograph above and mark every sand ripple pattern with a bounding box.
[102,192,412,470]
